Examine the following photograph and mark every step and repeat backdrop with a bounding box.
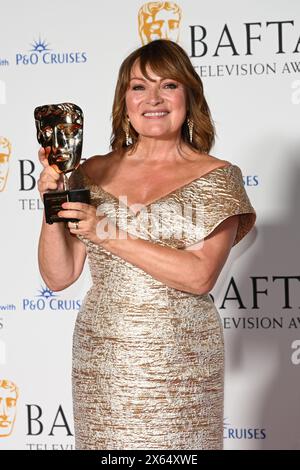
[0,0,300,450]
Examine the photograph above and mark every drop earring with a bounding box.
[125,117,132,146]
[187,118,194,144]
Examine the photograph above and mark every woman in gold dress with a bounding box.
[37,39,256,450]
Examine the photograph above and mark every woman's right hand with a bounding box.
[37,147,64,199]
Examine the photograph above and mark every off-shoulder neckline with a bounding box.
[78,162,236,213]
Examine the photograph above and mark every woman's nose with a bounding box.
[146,87,163,105]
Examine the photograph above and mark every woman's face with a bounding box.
[125,61,187,141]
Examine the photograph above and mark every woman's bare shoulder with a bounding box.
[189,152,232,174]
[80,151,116,180]
[201,153,231,167]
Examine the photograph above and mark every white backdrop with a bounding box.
[0,0,300,450]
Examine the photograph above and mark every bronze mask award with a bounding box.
[34,102,90,224]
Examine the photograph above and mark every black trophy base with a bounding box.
[43,188,91,224]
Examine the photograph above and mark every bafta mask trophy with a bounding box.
[34,102,90,224]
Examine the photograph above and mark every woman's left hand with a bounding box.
[58,202,111,245]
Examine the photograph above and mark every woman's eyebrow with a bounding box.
[130,76,147,81]
[129,77,172,84]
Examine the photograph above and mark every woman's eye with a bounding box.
[164,83,177,89]
[132,85,144,91]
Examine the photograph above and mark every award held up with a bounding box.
[34,102,90,224]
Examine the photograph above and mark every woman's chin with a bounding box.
[138,129,179,140]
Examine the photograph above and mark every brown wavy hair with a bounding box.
[110,39,215,154]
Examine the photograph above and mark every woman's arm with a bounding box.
[38,218,86,291]
[37,148,86,291]
[100,215,239,294]
[59,199,239,294]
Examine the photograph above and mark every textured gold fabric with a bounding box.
[70,164,256,450]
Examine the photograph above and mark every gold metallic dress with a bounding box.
[70,163,256,450]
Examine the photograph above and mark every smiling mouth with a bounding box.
[143,111,169,118]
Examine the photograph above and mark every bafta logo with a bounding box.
[138,1,182,45]
[0,137,11,192]
[0,380,19,437]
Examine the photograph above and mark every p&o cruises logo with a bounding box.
[223,418,266,440]
[16,36,87,66]
[22,286,81,312]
